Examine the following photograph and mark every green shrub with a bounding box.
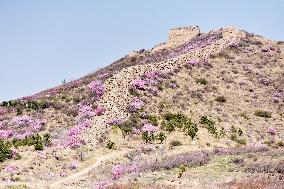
[105,140,115,149]
[147,114,159,126]
[34,134,43,150]
[215,96,226,103]
[24,100,49,110]
[219,127,226,138]
[129,88,140,96]
[155,132,166,143]
[239,112,249,120]
[276,141,284,147]
[178,164,187,178]
[230,126,243,136]
[161,113,198,139]
[184,121,198,140]
[1,100,20,108]
[200,116,218,136]
[119,120,135,137]
[13,153,21,160]
[142,132,155,143]
[43,133,51,146]
[196,78,208,85]
[170,140,182,147]
[16,108,23,115]
[12,134,47,150]
[0,140,12,162]
[255,110,272,118]
[162,113,188,132]
[7,184,28,189]
[200,116,215,126]
[230,133,246,145]
[235,138,246,145]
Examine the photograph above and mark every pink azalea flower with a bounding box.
[144,71,161,79]
[0,108,7,115]
[70,160,79,170]
[112,164,124,180]
[4,165,18,174]
[95,181,111,189]
[141,124,157,133]
[67,126,82,137]
[88,80,105,98]
[95,106,105,116]
[0,129,13,139]
[267,127,276,135]
[79,105,95,119]
[187,58,199,65]
[130,79,146,90]
[60,172,67,177]
[64,138,83,148]
[128,98,144,112]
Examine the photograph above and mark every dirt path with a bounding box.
[0,149,131,189]
[49,149,131,188]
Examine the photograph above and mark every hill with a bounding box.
[0,26,284,189]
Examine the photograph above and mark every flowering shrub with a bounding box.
[141,124,157,143]
[60,172,67,177]
[134,151,210,173]
[106,118,124,126]
[144,71,161,80]
[169,83,177,88]
[272,93,281,103]
[88,80,105,99]
[0,130,13,140]
[3,165,18,174]
[11,115,34,128]
[97,73,110,80]
[65,105,94,148]
[68,127,83,137]
[128,98,144,112]
[187,58,199,65]
[15,131,33,140]
[95,181,111,189]
[0,108,7,116]
[95,106,105,116]
[112,164,124,180]
[64,137,83,148]
[11,115,46,132]
[130,79,146,90]
[267,127,276,135]
[78,105,95,119]
[70,160,79,170]
[132,127,141,135]
[141,124,157,133]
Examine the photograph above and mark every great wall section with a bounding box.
[81,27,246,146]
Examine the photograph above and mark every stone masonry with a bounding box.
[81,27,246,146]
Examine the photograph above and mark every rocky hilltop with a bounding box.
[0,26,283,189]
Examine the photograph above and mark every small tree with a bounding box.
[142,132,155,143]
[156,132,166,143]
[178,164,187,178]
[184,121,198,140]
[105,140,115,149]
[0,140,12,162]
[34,134,43,150]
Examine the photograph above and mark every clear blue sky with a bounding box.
[0,0,283,101]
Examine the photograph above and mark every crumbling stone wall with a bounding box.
[168,26,201,46]
[81,27,246,146]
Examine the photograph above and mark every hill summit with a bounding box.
[0,26,284,188]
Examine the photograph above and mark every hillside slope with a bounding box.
[0,26,283,189]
